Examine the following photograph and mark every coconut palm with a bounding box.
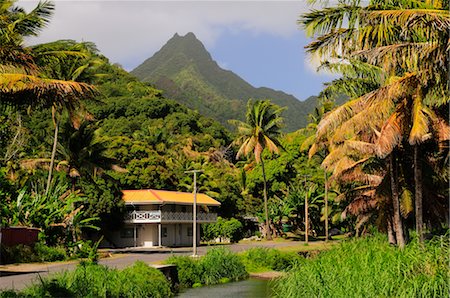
[231,99,284,240]
[0,1,98,195]
[301,0,449,246]
[31,40,102,194]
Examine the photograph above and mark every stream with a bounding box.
[176,278,272,298]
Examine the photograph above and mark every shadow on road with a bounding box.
[0,270,46,277]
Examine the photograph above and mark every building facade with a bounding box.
[108,189,220,248]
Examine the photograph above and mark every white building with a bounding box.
[109,189,220,248]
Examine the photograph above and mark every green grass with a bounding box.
[273,234,449,298]
[239,247,302,273]
[165,247,248,288]
[2,261,172,298]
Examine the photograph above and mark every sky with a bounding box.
[19,1,337,101]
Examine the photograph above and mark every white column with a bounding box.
[133,224,137,247]
[158,223,162,247]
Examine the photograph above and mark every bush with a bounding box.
[201,247,248,285]
[1,244,39,264]
[34,243,67,262]
[202,217,243,243]
[0,243,68,264]
[20,261,173,298]
[165,256,203,287]
[166,247,248,288]
[273,234,450,298]
[118,261,172,298]
[240,247,301,272]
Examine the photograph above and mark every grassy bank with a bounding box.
[273,234,449,297]
[165,247,248,288]
[0,261,172,298]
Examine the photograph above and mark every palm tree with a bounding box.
[301,0,449,246]
[57,120,117,191]
[31,40,101,195]
[0,1,98,195]
[231,99,284,240]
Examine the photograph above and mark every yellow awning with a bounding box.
[122,189,221,206]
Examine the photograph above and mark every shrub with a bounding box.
[202,217,243,243]
[34,243,67,262]
[240,247,301,272]
[273,234,450,298]
[165,256,203,287]
[201,247,248,285]
[118,261,172,298]
[166,248,248,288]
[20,261,173,298]
[0,243,68,264]
[0,244,38,264]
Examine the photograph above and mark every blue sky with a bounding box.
[19,1,336,100]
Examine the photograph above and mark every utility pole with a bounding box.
[301,174,311,244]
[185,169,203,257]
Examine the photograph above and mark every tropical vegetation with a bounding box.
[1,261,172,298]
[300,0,449,247]
[0,0,448,296]
[274,234,449,297]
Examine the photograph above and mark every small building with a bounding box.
[109,189,220,248]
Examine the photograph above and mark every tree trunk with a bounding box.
[45,112,59,196]
[414,145,424,243]
[260,157,272,240]
[387,217,397,245]
[324,171,329,242]
[305,184,309,244]
[389,153,405,248]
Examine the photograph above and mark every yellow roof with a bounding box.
[122,189,221,206]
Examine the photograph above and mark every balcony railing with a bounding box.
[125,210,217,224]
[125,210,161,223]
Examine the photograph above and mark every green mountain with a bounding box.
[131,32,318,131]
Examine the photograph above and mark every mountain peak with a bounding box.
[131,34,318,131]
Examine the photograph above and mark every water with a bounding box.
[176,279,271,298]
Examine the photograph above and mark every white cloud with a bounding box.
[19,1,310,70]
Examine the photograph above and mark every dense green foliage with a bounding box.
[202,217,243,243]
[131,32,318,131]
[239,247,302,273]
[165,247,248,287]
[0,243,67,264]
[2,262,172,298]
[274,235,449,297]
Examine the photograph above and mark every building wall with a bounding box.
[108,224,158,248]
[161,223,200,247]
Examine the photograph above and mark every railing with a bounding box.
[162,212,217,223]
[124,210,217,223]
[125,210,161,223]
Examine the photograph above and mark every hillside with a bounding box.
[131,33,318,131]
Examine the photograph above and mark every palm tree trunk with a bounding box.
[414,145,424,243]
[260,157,272,240]
[45,113,59,196]
[387,214,397,245]
[324,171,328,242]
[389,153,405,248]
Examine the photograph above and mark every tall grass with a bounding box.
[273,234,449,298]
[239,247,302,272]
[5,261,172,298]
[166,247,248,287]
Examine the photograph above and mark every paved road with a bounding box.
[0,241,302,291]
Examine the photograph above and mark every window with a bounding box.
[120,228,136,238]
[181,206,186,212]
[162,227,168,238]
[187,227,193,237]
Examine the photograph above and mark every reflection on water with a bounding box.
[176,279,271,298]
